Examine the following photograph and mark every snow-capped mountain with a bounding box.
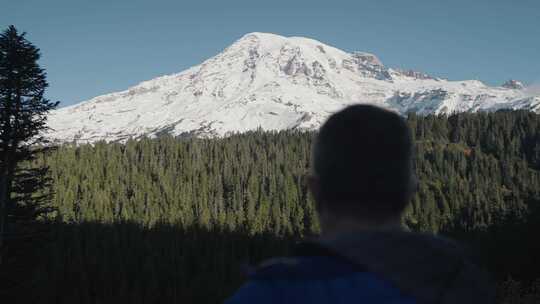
[46,32,540,143]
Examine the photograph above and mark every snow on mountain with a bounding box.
[46,32,538,143]
[501,79,525,90]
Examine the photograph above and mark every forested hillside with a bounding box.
[19,110,540,303]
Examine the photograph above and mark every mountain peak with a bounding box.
[502,79,524,90]
[46,33,539,144]
[236,32,286,45]
[240,32,284,40]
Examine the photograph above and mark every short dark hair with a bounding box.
[312,104,414,218]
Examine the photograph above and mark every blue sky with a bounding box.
[3,0,539,106]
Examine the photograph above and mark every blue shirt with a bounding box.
[225,243,416,304]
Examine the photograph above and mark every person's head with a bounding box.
[309,104,415,230]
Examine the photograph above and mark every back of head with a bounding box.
[312,104,414,219]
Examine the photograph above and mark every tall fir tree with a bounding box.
[0,25,58,267]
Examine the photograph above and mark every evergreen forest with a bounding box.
[6,110,540,303]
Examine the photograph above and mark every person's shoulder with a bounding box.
[226,255,415,304]
[249,255,361,281]
[319,230,494,303]
[223,280,277,304]
[224,257,313,304]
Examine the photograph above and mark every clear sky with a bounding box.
[3,0,539,106]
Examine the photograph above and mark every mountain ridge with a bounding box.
[46,32,540,143]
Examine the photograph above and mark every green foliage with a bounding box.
[19,110,540,303]
[0,25,57,295]
[38,111,540,236]
[40,131,318,236]
[496,278,540,304]
[25,222,290,304]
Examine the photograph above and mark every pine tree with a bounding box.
[0,25,58,266]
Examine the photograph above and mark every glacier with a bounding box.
[45,32,540,143]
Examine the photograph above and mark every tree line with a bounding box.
[13,110,536,303]
[37,111,540,237]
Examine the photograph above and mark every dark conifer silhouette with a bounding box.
[0,25,58,288]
